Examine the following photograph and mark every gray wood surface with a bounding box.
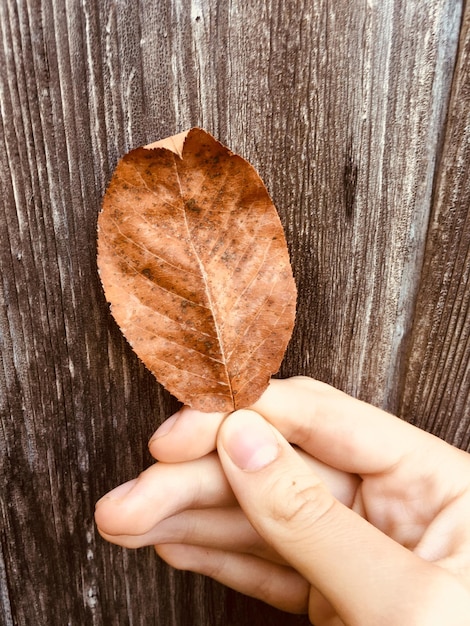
[399,4,470,447]
[0,1,468,624]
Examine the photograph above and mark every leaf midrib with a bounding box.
[173,156,234,405]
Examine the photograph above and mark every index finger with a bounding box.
[252,377,463,475]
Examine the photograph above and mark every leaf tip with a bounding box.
[144,129,192,158]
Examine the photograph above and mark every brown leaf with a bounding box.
[97,128,297,412]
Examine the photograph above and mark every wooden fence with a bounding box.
[1,1,469,624]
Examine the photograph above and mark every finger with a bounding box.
[148,406,226,462]
[217,409,444,625]
[100,506,285,564]
[96,441,359,541]
[155,543,309,615]
[308,589,344,626]
[415,491,470,579]
[252,377,463,475]
[96,447,358,555]
[94,453,235,537]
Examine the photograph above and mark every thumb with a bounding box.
[217,409,440,625]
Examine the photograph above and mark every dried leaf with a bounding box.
[98,128,296,412]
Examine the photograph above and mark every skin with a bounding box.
[95,376,470,626]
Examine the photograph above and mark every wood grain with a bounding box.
[399,2,470,451]
[0,0,468,624]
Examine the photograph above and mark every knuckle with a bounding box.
[269,474,336,530]
[288,375,318,391]
[201,553,228,581]
[288,375,346,405]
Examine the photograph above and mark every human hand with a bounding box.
[95,377,470,625]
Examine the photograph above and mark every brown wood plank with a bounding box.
[0,0,465,624]
[399,3,470,451]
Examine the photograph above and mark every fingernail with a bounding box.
[150,412,180,442]
[222,411,279,472]
[95,478,137,507]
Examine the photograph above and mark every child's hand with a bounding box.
[96,377,470,625]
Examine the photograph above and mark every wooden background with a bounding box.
[1,0,469,624]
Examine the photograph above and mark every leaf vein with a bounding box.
[108,218,200,278]
[131,325,224,365]
[228,297,296,395]
[153,356,230,386]
[226,276,287,361]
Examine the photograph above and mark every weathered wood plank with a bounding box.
[0,0,466,625]
[399,3,470,451]
[272,0,462,411]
